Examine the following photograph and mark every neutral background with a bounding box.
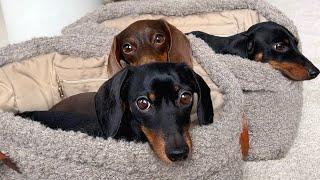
[0,0,103,46]
[0,3,7,47]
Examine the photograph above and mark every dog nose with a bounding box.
[308,68,320,79]
[166,146,189,162]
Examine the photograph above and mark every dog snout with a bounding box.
[164,132,190,162]
[308,67,320,79]
[166,145,189,162]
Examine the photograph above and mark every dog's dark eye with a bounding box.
[136,97,151,111]
[154,34,165,44]
[122,43,134,54]
[179,91,193,105]
[273,42,288,53]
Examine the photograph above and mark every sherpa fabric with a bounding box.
[103,0,128,4]
[61,0,303,160]
[0,0,304,178]
[63,0,299,39]
[0,34,243,179]
[100,9,267,36]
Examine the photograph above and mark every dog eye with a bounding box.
[154,34,165,44]
[273,42,288,53]
[136,97,151,111]
[179,91,193,105]
[122,43,134,54]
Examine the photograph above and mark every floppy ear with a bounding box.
[161,19,193,67]
[192,71,214,125]
[107,37,123,78]
[246,35,255,58]
[239,31,255,59]
[95,68,131,137]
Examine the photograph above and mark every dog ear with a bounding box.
[107,37,123,78]
[241,31,255,59]
[246,35,255,58]
[160,19,193,67]
[192,71,214,125]
[95,67,131,137]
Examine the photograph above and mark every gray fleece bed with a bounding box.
[0,34,243,179]
[63,0,303,161]
[0,0,302,179]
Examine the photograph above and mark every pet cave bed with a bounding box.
[0,33,244,179]
[62,0,303,161]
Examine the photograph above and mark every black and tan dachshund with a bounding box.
[17,63,213,163]
[189,21,319,81]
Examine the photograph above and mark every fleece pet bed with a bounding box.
[62,0,303,161]
[0,0,304,178]
[0,32,243,178]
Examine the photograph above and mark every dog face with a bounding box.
[107,19,193,77]
[245,22,319,80]
[95,63,213,163]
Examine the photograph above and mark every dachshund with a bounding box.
[17,63,214,163]
[189,21,319,81]
[50,19,193,114]
[107,19,193,77]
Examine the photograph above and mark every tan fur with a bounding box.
[183,125,193,158]
[239,113,249,160]
[148,93,156,101]
[269,60,308,80]
[254,52,263,62]
[141,126,172,164]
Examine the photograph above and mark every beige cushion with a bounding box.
[0,53,108,112]
[0,53,223,116]
[103,9,267,36]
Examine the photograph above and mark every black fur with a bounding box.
[16,62,213,142]
[188,21,319,80]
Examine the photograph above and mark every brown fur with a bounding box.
[183,125,192,157]
[148,93,156,102]
[254,52,264,62]
[141,125,192,163]
[50,92,97,118]
[269,60,309,80]
[239,113,249,160]
[107,19,193,77]
[141,126,171,164]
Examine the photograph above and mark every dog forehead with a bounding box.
[130,20,165,29]
[119,20,167,37]
[254,24,295,43]
[128,63,192,93]
[135,70,178,90]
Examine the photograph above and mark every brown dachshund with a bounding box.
[107,19,193,77]
[49,19,193,114]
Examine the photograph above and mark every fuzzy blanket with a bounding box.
[0,0,304,179]
[0,34,243,179]
[62,0,303,161]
